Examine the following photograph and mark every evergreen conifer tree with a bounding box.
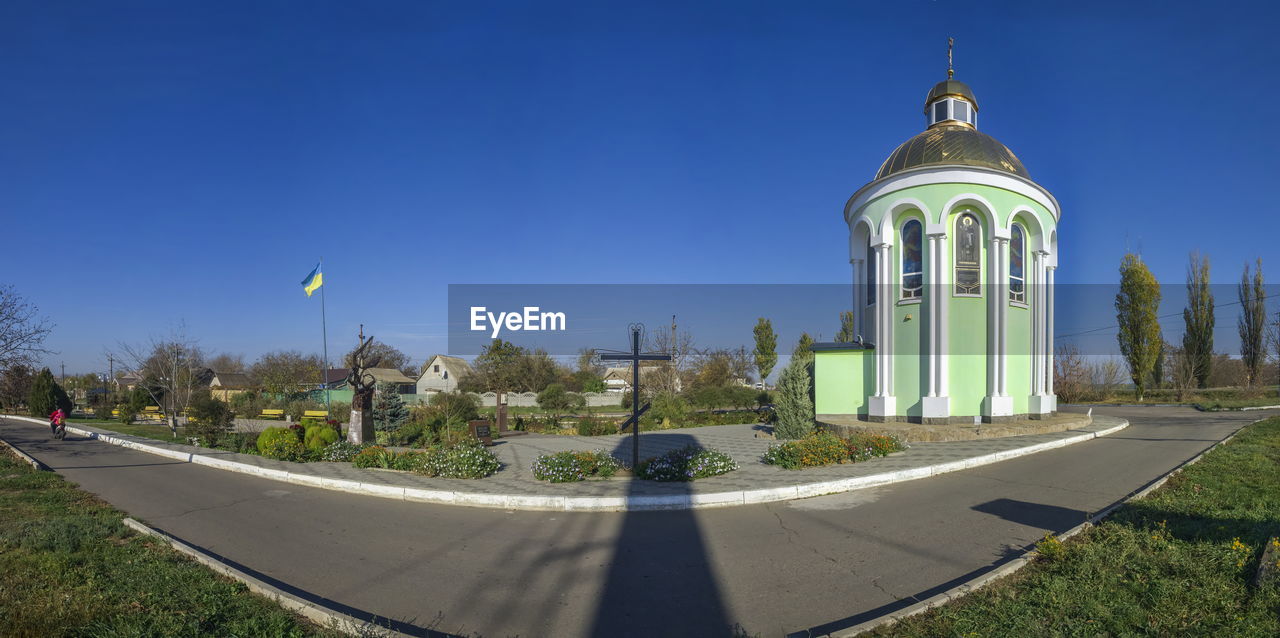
[773,356,815,439]
[372,382,410,431]
[28,368,71,417]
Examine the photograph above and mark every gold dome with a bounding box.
[875,124,1027,180]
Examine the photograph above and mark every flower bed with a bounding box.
[531,450,622,482]
[762,431,905,469]
[635,445,738,481]
[352,440,500,479]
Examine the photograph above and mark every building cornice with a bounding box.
[844,165,1061,226]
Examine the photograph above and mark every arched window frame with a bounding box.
[899,218,923,302]
[1009,223,1027,306]
[953,211,982,297]
[866,236,876,306]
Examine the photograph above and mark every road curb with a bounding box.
[0,432,47,470]
[121,517,414,637]
[822,415,1267,637]
[2,415,1127,512]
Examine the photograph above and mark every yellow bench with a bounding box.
[142,406,163,420]
[111,409,120,417]
[258,409,286,420]
[302,410,328,420]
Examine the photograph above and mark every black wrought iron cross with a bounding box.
[597,323,672,468]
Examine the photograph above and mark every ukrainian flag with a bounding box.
[301,264,324,297]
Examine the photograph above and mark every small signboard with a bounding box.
[468,419,494,446]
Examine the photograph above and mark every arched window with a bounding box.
[866,237,876,305]
[954,213,981,296]
[1010,224,1026,304]
[900,219,923,300]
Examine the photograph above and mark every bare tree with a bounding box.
[114,327,204,437]
[0,286,53,369]
[1169,346,1197,402]
[207,352,247,374]
[646,328,695,395]
[1053,344,1089,404]
[251,350,323,396]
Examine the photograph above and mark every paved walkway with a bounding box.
[10,415,1128,509]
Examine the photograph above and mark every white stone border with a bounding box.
[0,431,47,470]
[824,415,1266,637]
[121,517,407,637]
[1,415,1126,512]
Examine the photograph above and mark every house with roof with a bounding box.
[207,371,255,401]
[416,355,472,394]
[601,365,674,393]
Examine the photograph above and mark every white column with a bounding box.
[1030,251,1043,395]
[1046,265,1056,403]
[985,236,1013,418]
[925,235,938,398]
[922,232,951,421]
[997,238,1010,398]
[869,243,896,420]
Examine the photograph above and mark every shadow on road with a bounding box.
[972,498,1089,530]
[589,432,735,637]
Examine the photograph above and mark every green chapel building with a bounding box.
[813,71,1059,424]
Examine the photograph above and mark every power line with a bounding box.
[1053,297,1274,341]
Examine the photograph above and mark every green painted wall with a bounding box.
[1006,304,1032,414]
[814,349,871,415]
[838,179,1056,418]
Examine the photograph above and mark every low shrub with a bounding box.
[391,421,434,447]
[634,445,738,481]
[257,426,306,461]
[575,417,614,437]
[319,440,363,462]
[352,446,396,469]
[763,430,905,469]
[303,424,339,450]
[412,439,500,479]
[224,431,260,455]
[392,450,425,471]
[532,450,622,482]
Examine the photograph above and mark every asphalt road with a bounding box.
[1,406,1271,638]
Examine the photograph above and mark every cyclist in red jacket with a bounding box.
[49,407,66,437]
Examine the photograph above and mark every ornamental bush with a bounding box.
[531,450,622,482]
[303,424,339,450]
[762,431,905,469]
[412,439,501,479]
[352,446,396,469]
[773,357,815,440]
[258,435,306,462]
[319,440,364,462]
[257,426,300,454]
[575,417,614,437]
[634,445,738,482]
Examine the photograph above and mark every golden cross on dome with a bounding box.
[947,37,955,79]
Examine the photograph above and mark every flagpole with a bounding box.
[319,258,331,416]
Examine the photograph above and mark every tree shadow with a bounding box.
[589,432,734,637]
[971,498,1090,530]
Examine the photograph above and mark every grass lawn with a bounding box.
[878,416,1280,636]
[68,418,190,442]
[1196,397,1280,411]
[0,449,341,637]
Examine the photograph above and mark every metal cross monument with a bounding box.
[597,323,672,468]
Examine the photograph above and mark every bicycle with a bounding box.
[50,419,66,440]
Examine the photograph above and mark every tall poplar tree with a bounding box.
[752,318,777,389]
[1182,252,1214,388]
[1116,253,1162,402]
[1238,259,1267,386]
[836,311,856,343]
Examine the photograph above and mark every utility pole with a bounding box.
[60,362,65,383]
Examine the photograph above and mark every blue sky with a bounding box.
[3,1,1277,374]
